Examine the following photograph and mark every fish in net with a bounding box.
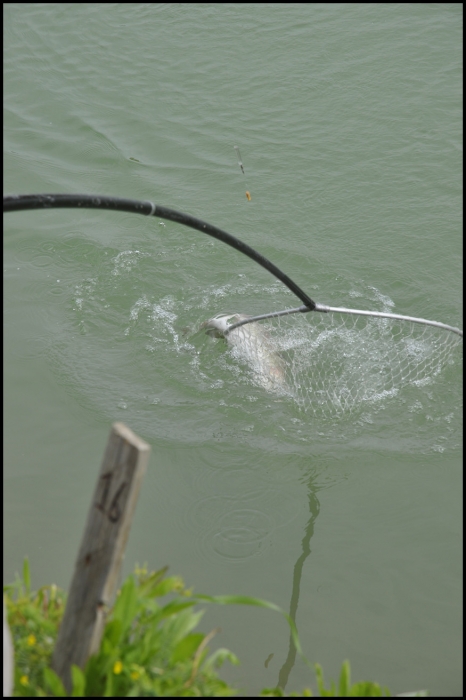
[203,309,462,416]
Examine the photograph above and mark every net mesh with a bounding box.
[226,311,462,416]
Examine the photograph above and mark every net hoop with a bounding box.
[226,304,463,338]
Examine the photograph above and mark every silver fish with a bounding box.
[203,313,288,392]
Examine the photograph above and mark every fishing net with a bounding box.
[4,194,462,420]
[221,311,462,417]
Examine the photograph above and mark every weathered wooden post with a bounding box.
[52,422,150,692]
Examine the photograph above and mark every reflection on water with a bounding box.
[277,471,321,690]
[185,453,342,689]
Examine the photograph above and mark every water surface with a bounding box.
[4,4,462,695]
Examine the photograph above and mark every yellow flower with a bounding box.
[130,670,140,680]
[113,660,123,675]
[20,675,29,686]
[27,634,36,646]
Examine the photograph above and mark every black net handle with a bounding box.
[3,193,316,310]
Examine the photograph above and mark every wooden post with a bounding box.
[51,422,150,692]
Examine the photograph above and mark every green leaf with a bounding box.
[202,648,240,673]
[159,599,197,618]
[23,557,31,595]
[196,594,306,666]
[103,619,123,648]
[348,680,383,696]
[339,660,351,696]
[137,567,169,597]
[70,664,86,696]
[163,608,205,648]
[171,632,204,662]
[314,663,336,696]
[82,653,106,697]
[112,575,138,636]
[150,575,185,598]
[43,667,67,697]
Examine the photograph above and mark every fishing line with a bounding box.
[234,145,244,175]
[234,145,251,200]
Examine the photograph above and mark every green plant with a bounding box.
[4,558,65,696]
[314,660,389,697]
[4,559,428,697]
[5,560,240,696]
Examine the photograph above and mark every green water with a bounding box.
[4,4,462,696]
